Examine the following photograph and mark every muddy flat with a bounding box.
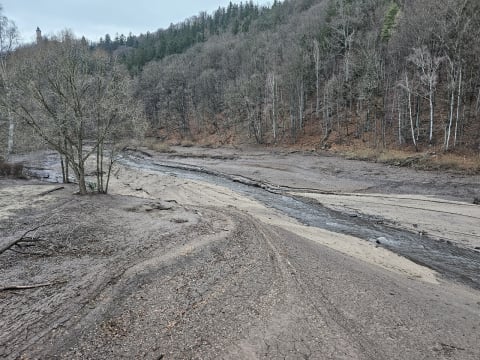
[1,147,480,359]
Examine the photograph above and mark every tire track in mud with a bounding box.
[2,195,212,359]
[261,225,381,360]
[223,220,384,360]
[217,217,480,360]
[42,210,286,359]
[50,209,388,359]
[5,153,480,359]
[270,226,480,360]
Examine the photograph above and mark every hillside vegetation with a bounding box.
[2,0,480,179]
[95,0,480,153]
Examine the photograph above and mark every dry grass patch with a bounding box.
[180,140,194,148]
[336,146,480,173]
[429,152,480,173]
[341,147,379,161]
[143,138,176,153]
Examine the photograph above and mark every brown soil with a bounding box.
[1,147,480,359]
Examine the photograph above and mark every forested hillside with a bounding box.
[2,0,480,161]
[98,1,281,73]
[99,0,480,151]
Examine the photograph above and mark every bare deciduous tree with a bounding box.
[398,72,418,150]
[407,46,444,144]
[313,39,321,116]
[5,32,145,194]
[265,72,277,143]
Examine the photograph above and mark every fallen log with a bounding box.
[38,186,64,196]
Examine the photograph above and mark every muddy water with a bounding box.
[22,152,65,183]
[120,153,480,290]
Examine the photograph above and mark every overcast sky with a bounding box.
[2,1,270,43]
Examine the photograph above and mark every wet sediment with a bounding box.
[120,152,480,290]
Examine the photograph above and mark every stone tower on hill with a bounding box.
[36,27,42,43]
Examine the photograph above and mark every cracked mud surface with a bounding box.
[1,147,480,359]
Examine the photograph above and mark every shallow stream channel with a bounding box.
[118,152,480,291]
[23,150,480,291]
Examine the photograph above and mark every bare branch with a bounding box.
[0,281,67,292]
[0,224,54,255]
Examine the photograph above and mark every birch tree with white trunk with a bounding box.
[313,39,321,116]
[265,72,277,143]
[407,46,444,144]
[398,72,417,150]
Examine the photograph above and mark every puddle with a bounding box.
[20,152,65,183]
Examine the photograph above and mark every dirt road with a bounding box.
[1,147,479,359]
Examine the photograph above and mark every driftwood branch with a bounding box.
[0,224,51,255]
[123,146,153,157]
[0,280,67,292]
[38,186,64,196]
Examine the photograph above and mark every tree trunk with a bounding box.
[77,162,87,195]
[397,94,402,145]
[6,111,14,160]
[61,155,71,184]
[266,72,277,143]
[428,90,434,144]
[272,76,277,143]
[77,136,87,194]
[415,96,420,142]
[298,80,304,133]
[104,157,114,194]
[290,102,296,143]
[323,88,329,137]
[313,39,320,116]
[64,138,70,183]
[454,68,462,148]
[445,87,455,150]
[405,74,417,150]
[60,157,66,183]
[96,143,103,193]
[476,87,480,117]
[336,100,340,134]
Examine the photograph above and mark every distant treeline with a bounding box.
[99,0,480,150]
[97,1,286,73]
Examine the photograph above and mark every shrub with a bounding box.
[143,138,176,153]
[0,159,24,178]
[180,140,194,148]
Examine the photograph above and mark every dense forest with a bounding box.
[98,0,480,151]
[2,0,480,172]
